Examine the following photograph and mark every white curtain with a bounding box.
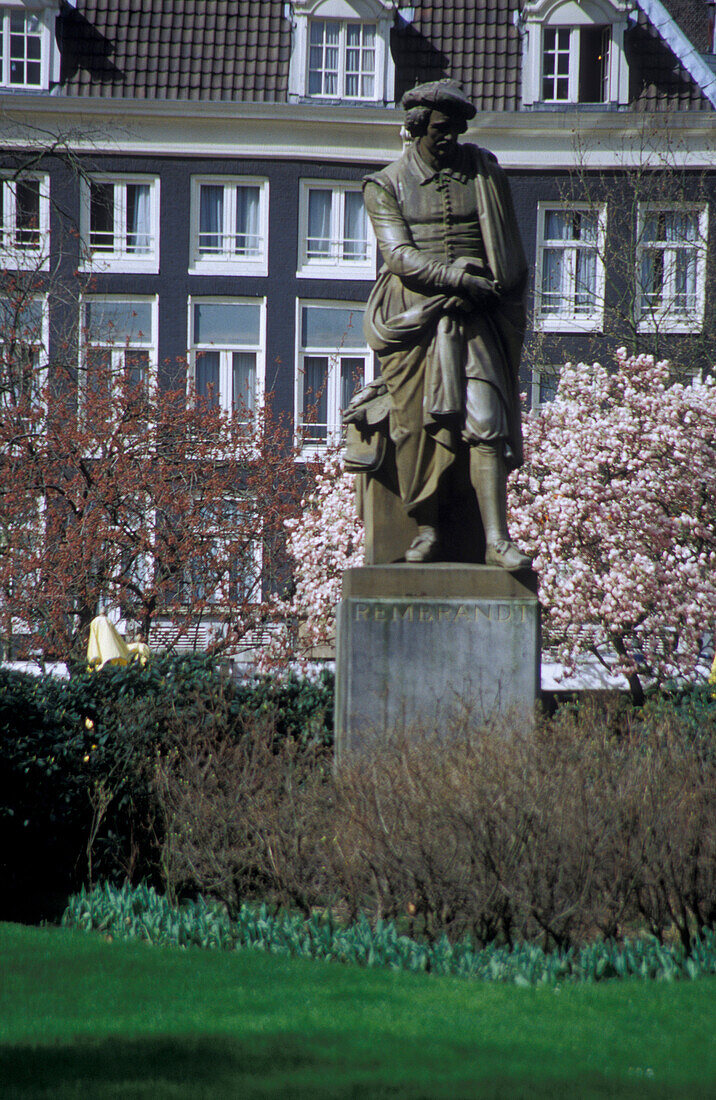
[343,192,367,260]
[303,355,328,438]
[235,187,260,255]
[127,184,151,253]
[232,352,256,419]
[196,351,220,407]
[199,185,223,253]
[307,190,332,257]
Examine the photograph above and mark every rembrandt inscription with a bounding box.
[352,600,531,624]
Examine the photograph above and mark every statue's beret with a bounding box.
[401,80,476,120]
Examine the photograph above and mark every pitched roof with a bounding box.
[55,0,714,111]
[392,0,523,112]
[58,0,291,101]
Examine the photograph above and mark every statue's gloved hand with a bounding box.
[460,273,499,302]
[449,257,500,303]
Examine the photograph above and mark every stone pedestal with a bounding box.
[335,564,540,759]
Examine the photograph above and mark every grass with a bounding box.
[1,923,715,1099]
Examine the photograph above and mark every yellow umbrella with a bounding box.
[87,613,149,669]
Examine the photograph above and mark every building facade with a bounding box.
[1,0,714,652]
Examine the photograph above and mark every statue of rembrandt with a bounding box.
[352,79,531,570]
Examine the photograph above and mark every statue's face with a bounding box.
[419,109,462,165]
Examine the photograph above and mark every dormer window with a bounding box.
[0,3,59,91]
[308,19,376,98]
[288,0,395,104]
[521,0,630,108]
[542,25,611,103]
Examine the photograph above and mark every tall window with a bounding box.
[81,177,159,272]
[296,301,371,451]
[0,8,43,87]
[542,25,611,103]
[82,297,156,415]
[637,206,708,332]
[189,298,264,427]
[0,175,49,268]
[178,498,261,608]
[298,182,375,278]
[530,365,561,410]
[190,178,268,275]
[0,295,45,407]
[308,20,376,99]
[536,204,606,330]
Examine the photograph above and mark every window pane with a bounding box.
[125,349,149,388]
[541,249,566,313]
[340,356,364,409]
[235,186,260,255]
[575,250,597,312]
[542,27,570,101]
[673,249,697,314]
[538,369,559,406]
[576,210,598,242]
[343,192,367,260]
[126,184,151,253]
[15,179,40,249]
[193,302,261,345]
[85,300,153,343]
[86,348,112,400]
[0,297,43,343]
[302,355,328,439]
[544,210,572,241]
[301,305,365,349]
[307,189,332,256]
[199,185,223,253]
[232,351,256,419]
[195,351,220,408]
[90,183,115,252]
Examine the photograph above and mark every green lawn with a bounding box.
[1,923,714,1099]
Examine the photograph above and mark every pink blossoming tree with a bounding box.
[509,350,716,701]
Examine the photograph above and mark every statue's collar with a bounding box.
[409,143,473,184]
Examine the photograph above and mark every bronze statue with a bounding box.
[354,80,531,570]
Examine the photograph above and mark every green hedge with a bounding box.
[0,658,333,921]
[64,881,716,985]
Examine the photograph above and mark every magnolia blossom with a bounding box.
[509,350,716,690]
[278,353,716,693]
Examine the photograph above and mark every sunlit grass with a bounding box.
[1,922,714,1098]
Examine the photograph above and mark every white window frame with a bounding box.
[189,176,269,277]
[79,175,160,274]
[287,0,395,104]
[535,201,607,332]
[520,0,630,108]
[187,296,266,429]
[297,180,376,279]
[295,297,372,458]
[0,3,57,90]
[636,204,708,334]
[80,294,159,418]
[0,293,48,413]
[0,174,50,271]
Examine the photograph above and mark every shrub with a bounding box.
[154,717,333,913]
[0,658,334,921]
[333,704,715,952]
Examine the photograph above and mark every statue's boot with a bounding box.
[470,445,532,571]
[405,524,439,563]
